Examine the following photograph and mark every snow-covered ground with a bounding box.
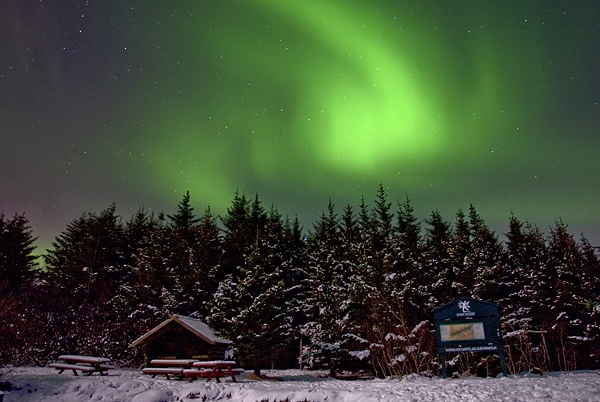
[2,367,600,402]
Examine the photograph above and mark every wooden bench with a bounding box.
[149,359,198,367]
[142,367,185,380]
[184,362,244,382]
[184,368,217,378]
[75,362,115,371]
[184,368,244,380]
[141,359,199,380]
[49,362,96,376]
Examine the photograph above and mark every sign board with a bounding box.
[433,297,507,377]
[440,322,486,342]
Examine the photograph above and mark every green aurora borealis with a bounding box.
[2,0,600,249]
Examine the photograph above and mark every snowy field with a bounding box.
[2,367,600,402]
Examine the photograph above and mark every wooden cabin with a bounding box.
[129,314,233,363]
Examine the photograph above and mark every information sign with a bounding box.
[433,297,507,378]
[440,322,486,341]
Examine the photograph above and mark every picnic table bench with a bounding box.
[142,359,199,380]
[183,360,243,382]
[50,355,113,376]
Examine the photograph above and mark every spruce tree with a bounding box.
[210,203,296,373]
[301,199,356,370]
[164,192,203,315]
[221,190,252,277]
[373,184,394,241]
[579,235,600,367]
[425,209,454,303]
[397,195,421,257]
[125,207,161,258]
[545,220,584,371]
[42,204,131,359]
[390,197,426,324]
[0,212,38,293]
[341,204,359,246]
[0,212,38,365]
[502,214,550,372]
[44,204,125,306]
[168,191,200,234]
[193,206,224,313]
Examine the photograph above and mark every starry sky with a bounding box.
[2,0,600,252]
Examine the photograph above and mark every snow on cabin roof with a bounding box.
[128,314,232,348]
[176,315,232,345]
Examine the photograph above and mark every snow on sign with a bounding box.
[433,297,507,378]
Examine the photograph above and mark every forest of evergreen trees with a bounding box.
[1,185,599,377]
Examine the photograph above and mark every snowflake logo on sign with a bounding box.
[458,300,471,313]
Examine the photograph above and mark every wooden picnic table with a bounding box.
[142,359,199,379]
[184,360,242,383]
[150,359,199,367]
[50,355,113,376]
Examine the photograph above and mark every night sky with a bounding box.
[2,0,600,252]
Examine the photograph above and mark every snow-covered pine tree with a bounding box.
[302,200,349,364]
[167,191,201,232]
[397,195,422,259]
[302,199,369,373]
[462,204,503,296]
[502,214,550,372]
[42,204,130,359]
[425,209,455,304]
[209,202,297,374]
[129,193,222,318]
[44,204,126,307]
[392,196,428,324]
[191,206,224,316]
[163,192,210,316]
[124,207,161,259]
[0,212,38,292]
[545,220,584,371]
[220,190,252,278]
[452,208,471,295]
[578,235,600,368]
[130,214,171,312]
[0,212,39,365]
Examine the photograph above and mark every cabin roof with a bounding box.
[128,314,232,348]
